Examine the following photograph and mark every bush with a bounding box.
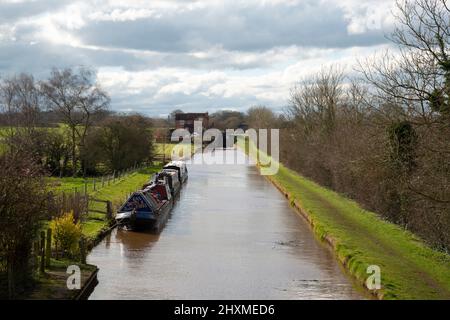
[0,152,48,298]
[50,211,82,258]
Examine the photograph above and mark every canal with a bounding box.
[87,149,362,299]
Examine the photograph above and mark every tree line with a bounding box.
[0,67,155,177]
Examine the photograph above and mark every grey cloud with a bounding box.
[0,0,71,23]
[79,2,387,53]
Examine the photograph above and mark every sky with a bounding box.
[0,0,398,117]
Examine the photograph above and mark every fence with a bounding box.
[48,163,149,219]
[57,162,148,196]
[88,198,113,220]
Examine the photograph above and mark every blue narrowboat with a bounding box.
[115,161,188,232]
[115,177,173,231]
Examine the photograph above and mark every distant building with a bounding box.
[175,112,209,133]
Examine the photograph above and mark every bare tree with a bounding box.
[0,74,42,142]
[168,109,183,126]
[40,68,109,176]
[246,106,278,129]
[289,66,344,135]
[359,0,450,207]
[359,0,450,123]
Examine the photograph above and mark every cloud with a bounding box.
[0,0,397,115]
[77,0,388,52]
[95,44,391,116]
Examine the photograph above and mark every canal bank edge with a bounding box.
[241,143,450,300]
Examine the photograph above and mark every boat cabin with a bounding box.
[163,161,188,183]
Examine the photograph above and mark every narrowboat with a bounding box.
[143,170,181,197]
[115,176,173,231]
[163,161,188,184]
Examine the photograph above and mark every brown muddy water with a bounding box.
[87,149,362,299]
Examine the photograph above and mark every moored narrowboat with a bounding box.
[115,176,173,231]
[163,161,188,184]
[143,170,181,196]
[115,160,188,232]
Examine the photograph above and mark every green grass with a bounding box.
[240,140,450,299]
[48,177,94,194]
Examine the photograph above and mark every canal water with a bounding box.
[88,149,362,299]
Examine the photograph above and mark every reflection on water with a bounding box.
[88,149,362,299]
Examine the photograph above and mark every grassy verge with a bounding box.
[241,141,450,299]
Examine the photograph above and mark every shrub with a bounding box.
[50,211,82,258]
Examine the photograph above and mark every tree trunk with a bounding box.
[71,127,77,177]
[7,255,15,299]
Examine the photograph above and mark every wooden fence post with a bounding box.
[34,241,40,273]
[93,179,96,191]
[102,176,105,188]
[45,228,52,267]
[79,237,86,264]
[61,191,66,214]
[40,231,45,273]
[106,201,113,221]
[85,195,89,215]
[84,181,88,196]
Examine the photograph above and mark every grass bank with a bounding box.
[242,142,450,299]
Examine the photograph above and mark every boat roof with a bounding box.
[118,190,159,213]
[164,161,186,168]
